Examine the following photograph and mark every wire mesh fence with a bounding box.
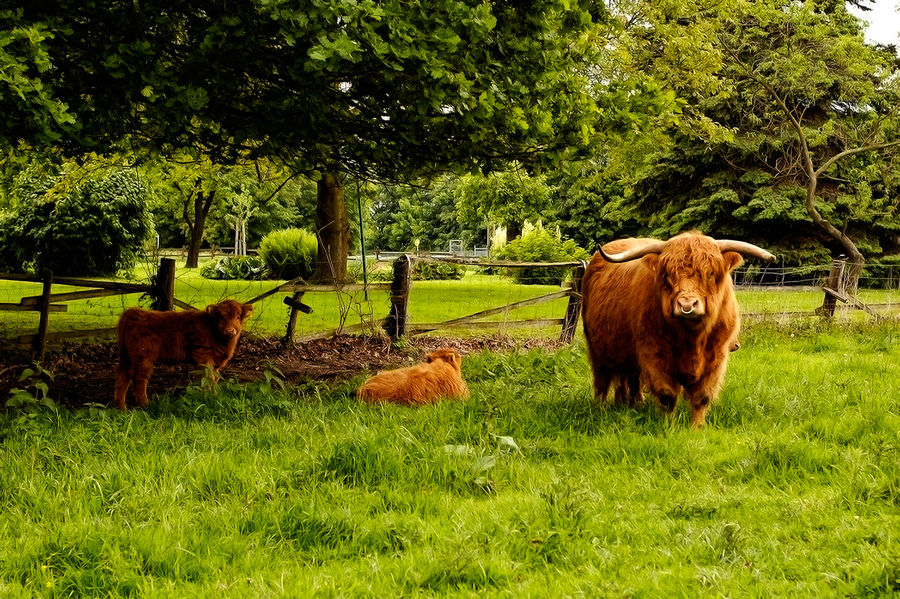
[2,253,899,353]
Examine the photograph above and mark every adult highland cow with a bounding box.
[582,232,774,427]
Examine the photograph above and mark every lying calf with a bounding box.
[113,299,253,409]
[357,348,470,405]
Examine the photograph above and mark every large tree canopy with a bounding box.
[616,0,900,278]
[14,0,660,281]
[18,0,621,177]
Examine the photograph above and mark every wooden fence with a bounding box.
[0,259,176,358]
[2,254,890,359]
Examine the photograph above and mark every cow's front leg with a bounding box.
[640,349,683,417]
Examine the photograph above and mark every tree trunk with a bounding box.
[804,175,864,292]
[312,171,350,284]
[184,187,215,269]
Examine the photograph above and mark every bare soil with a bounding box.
[0,334,563,409]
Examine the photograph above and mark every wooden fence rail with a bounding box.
[0,258,176,358]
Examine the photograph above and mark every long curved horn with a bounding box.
[599,239,666,263]
[715,240,776,262]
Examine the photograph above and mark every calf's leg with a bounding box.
[113,369,132,410]
[133,359,155,407]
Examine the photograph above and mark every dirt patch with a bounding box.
[0,334,564,409]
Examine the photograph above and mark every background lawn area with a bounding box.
[0,322,898,597]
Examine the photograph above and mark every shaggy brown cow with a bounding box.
[581,232,774,427]
[357,348,470,405]
[113,299,253,410]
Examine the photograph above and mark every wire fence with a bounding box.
[1,254,899,353]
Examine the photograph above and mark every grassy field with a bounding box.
[1,321,898,597]
[2,261,899,345]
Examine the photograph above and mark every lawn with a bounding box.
[0,321,898,597]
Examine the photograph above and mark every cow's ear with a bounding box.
[425,353,435,363]
[241,303,254,321]
[206,304,218,317]
[723,251,743,272]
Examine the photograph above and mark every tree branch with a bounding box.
[814,140,900,177]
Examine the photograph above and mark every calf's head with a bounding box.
[425,348,463,371]
[207,299,254,338]
[601,232,774,324]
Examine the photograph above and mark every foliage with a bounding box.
[5,165,151,275]
[16,2,639,176]
[258,228,317,280]
[493,224,590,285]
[455,170,551,237]
[347,258,393,283]
[0,211,19,271]
[200,255,269,281]
[4,362,57,412]
[620,0,900,264]
[862,255,900,290]
[367,177,483,253]
[0,11,76,146]
[411,261,465,281]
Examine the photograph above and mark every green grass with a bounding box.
[1,322,898,597]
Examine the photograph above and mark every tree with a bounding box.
[455,169,552,241]
[0,11,75,146]
[17,1,650,282]
[367,176,483,252]
[625,0,900,286]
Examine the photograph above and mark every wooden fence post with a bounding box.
[384,255,411,340]
[560,261,586,343]
[154,258,176,311]
[282,291,311,347]
[35,269,54,360]
[820,256,847,318]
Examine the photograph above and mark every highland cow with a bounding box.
[113,299,253,410]
[581,232,774,427]
[357,348,469,405]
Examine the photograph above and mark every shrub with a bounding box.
[493,225,590,285]
[347,258,395,283]
[862,255,900,289]
[200,255,270,280]
[412,260,466,281]
[8,169,151,276]
[0,212,20,272]
[258,228,317,280]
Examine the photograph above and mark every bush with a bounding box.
[412,260,466,281]
[7,169,151,276]
[0,213,20,272]
[200,255,270,280]
[258,228,317,280]
[347,258,395,283]
[862,255,900,289]
[493,225,590,285]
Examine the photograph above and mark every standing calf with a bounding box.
[357,348,470,405]
[114,299,253,410]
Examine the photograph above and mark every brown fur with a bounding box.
[581,232,743,427]
[113,299,253,410]
[357,348,470,405]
